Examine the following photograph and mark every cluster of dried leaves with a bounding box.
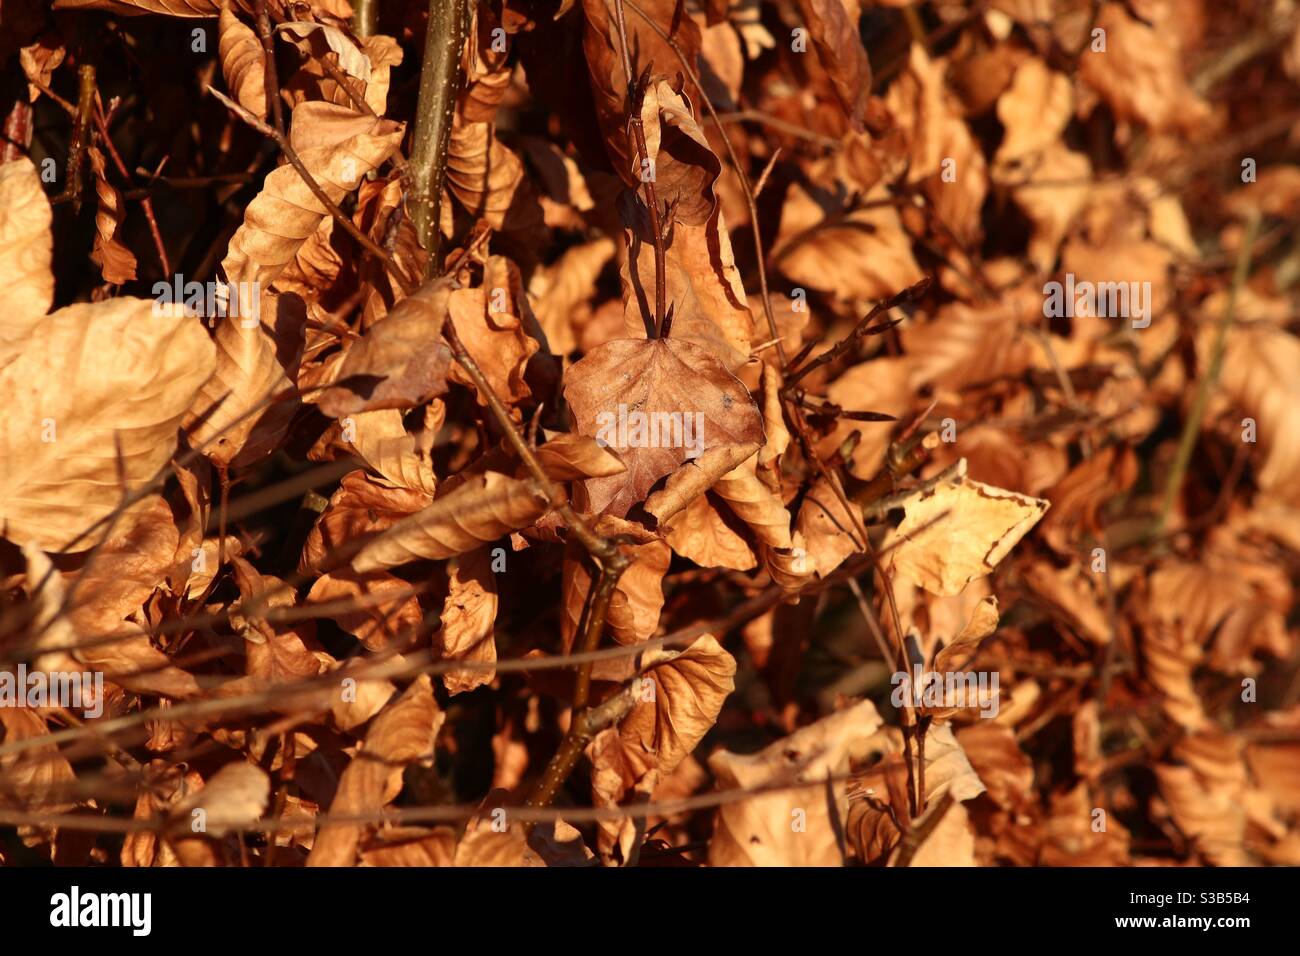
[1,0,1299,868]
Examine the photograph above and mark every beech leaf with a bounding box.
[0,298,216,552]
[564,336,764,517]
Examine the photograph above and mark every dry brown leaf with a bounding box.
[818,356,912,480]
[1038,445,1137,555]
[438,547,498,694]
[43,498,203,699]
[278,21,371,83]
[712,460,792,551]
[231,557,332,689]
[528,238,617,355]
[1203,321,1300,500]
[793,0,872,130]
[622,210,757,372]
[169,762,270,837]
[1005,143,1093,272]
[306,568,424,652]
[0,298,215,552]
[1078,2,1211,134]
[460,2,512,122]
[956,723,1034,811]
[86,146,137,284]
[994,57,1073,166]
[1155,739,1250,866]
[590,634,736,860]
[638,80,720,226]
[884,45,988,245]
[925,422,1069,499]
[561,517,671,652]
[534,433,626,482]
[20,545,80,676]
[359,34,402,116]
[217,4,265,120]
[0,157,54,365]
[565,336,764,518]
[452,796,592,866]
[580,0,702,184]
[922,596,999,721]
[884,460,1049,597]
[901,285,1040,392]
[709,699,883,866]
[360,827,457,866]
[301,470,431,574]
[898,724,986,866]
[343,407,440,496]
[0,709,76,812]
[446,117,545,238]
[316,277,453,417]
[19,36,65,103]
[185,290,305,468]
[1023,561,1112,646]
[221,101,404,289]
[662,493,757,571]
[308,676,442,866]
[795,476,861,577]
[776,188,925,305]
[446,284,539,408]
[712,458,814,589]
[352,471,547,572]
[643,441,762,524]
[845,721,987,865]
[699,19,743,107]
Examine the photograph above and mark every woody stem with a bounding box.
[612,0,669,338]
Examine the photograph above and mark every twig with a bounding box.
[846,576,901,672]
[0,763,867,834]
[752,148,780,199]
[1193,14,1299,95]
[525,663,638,811]
[622,0,785,363]
[611,0,667,338]
[204,85,407,281]
[0,529,941,765]
[352,0,379,37]
[715,110,838,148]
[783,279,927,391]
[1156,214,1260,537]
[893,790,954,867]
[26,77,76,116]
[901,4,930,52]
[51,64,96,211]
[795,395,896,421]
[438,321,630,812]
[92,98,171,276]
[254,0,285,135]
[407,0,470,273]
[315,53,378,117]
[122,171,254,199]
